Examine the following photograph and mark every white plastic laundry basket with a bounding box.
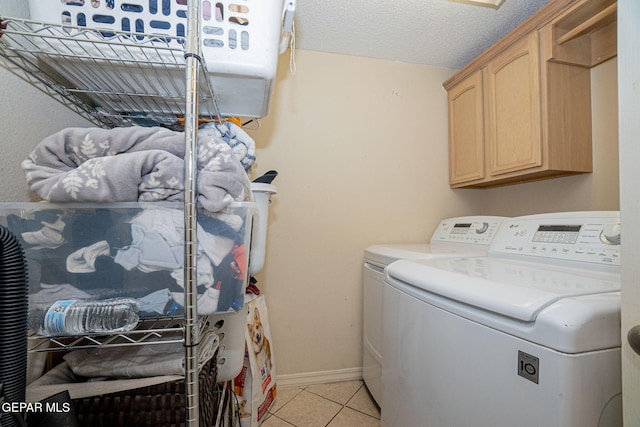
[27,0,288,118]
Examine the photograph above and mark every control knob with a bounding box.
[600,223,621,245]
[475,222,489,234]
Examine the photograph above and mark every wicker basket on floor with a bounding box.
[71,354,220,427]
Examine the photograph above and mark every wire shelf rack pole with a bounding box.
[183,1,202,425]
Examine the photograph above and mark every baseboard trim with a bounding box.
[277,367,363,387]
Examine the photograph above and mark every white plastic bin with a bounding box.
[207,307,248,381]
[249,183,277,275]
[27,0,289,117]
[0,201,256,317]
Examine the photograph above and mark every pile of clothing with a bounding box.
[10,205,250,316]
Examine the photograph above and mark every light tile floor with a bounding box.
[263,380,381,427]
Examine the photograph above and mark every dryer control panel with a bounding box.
[490,211,621,265]
[430,216,506,245]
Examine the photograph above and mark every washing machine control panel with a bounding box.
[430,216,506,245]
[490,211,621,265]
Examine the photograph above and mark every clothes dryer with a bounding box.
[363,216,506,405]
[382,211,622,427]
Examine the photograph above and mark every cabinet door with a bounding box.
[448,70,484,185]
[485,32,542,176]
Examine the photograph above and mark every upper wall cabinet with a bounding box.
[485,32,543,178]
[448,70,484,185]
[443,0,617,188]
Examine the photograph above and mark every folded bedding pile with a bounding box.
[22,125,252,212]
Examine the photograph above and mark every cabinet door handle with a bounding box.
[628,325,640,356]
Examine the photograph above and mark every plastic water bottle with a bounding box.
[29,298,140,336]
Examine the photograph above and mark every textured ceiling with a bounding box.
[292,0,551,69]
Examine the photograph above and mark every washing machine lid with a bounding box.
[364,243,491,268]
[386,256,621,322]
[364,244,432,268]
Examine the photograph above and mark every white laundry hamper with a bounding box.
[27,0,292,118]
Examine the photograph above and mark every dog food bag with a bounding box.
[233,295,277,426]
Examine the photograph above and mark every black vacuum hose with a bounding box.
[0,225,28,427]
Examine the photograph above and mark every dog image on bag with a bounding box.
[238,399,251,419]
[248,306,273,375]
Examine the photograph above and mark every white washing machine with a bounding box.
[363,216,506,405]
[382,211,622,427]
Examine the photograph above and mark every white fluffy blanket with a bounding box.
[22,126,251,212]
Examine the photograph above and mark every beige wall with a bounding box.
[0,47,619,382]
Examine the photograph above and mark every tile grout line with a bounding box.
[345,384,381,419]
[304,383,362,406]
[266,385,307,421]
[322,385,362,427]
[321,384,381,426]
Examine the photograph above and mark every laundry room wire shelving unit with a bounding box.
[0,2,226,424]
